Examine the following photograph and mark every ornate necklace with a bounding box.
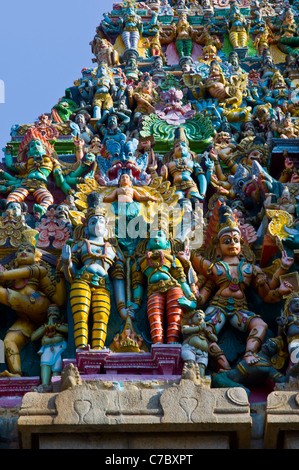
[220,259,245,292]
[147,250,165,268]
[85,239,108,259]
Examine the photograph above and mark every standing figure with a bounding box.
[179,204,294,368]
[0,234,66,377]
[62,192,128,350]
[130,217,197,344]
[227,2,250,49]
[31,304,68,388]
[161,127,214,204]
[91,62,117,121]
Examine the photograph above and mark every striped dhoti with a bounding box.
[147,286,184,344]
[69,280,111,350]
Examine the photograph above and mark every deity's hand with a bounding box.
[120,306,135,320]
[2,145,12,155]
[285,157,294,169]
[62,245,72,266]
[281,250,294,270]
[278,280,294,297]
[177,249,191,265]
[178,297,196,311]
[205,157,214,170]
[209,148,219,161]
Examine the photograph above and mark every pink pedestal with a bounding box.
[62,344,183,379]
[0,377,40,407]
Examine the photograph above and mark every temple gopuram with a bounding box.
[2,0,299,450]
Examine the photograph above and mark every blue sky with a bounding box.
[0,0,114,153]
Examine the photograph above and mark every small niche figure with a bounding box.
[181,309,218,379]
[31,304,68,389]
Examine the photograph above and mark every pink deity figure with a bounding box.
[178,203,294,370]
[36,206,72,249]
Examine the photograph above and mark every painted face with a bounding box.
[289,297,299,314]
[88,215,107,238]
[219,230,241,257]
[192,311,205,324]
[7,202,22,217]
[16,244,36,265]
[173,141,189,159]
[28,139,46,157]
[248,149,262,162]
[148,230,169,250]
[119,174,132,187]
[84,152,95,165]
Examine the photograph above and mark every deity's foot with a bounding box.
[243,352,259,365]
[0,370,22,378]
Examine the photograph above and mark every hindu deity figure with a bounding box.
[161,13,196,60]
[180,204,294,368]
[212,336,299,396]
[203,60,247,110]
[154,87,196,125]
[0,233,66,377]
[3,128,72,218]
[160,127,214,203]
[181,309,218,379]
[277,293,299,367]
[90,62,117,120]
[132,74,158,123]
[61,192,129,350]
[90,36,119,67]
[227,2,250,50]
[268,8,299,57]
[31,304,68,388]
[129,215,197,344]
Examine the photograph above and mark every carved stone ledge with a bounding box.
[265,391,299,449]
[18,373,252,449]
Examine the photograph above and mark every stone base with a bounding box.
[264,391,299,448]
[18,376,252,449]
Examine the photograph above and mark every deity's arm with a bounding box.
[193,163,207,198]
[30,324,46,342]
[62,243,79,283]
[3,146,18,173]
[131,258,145,311]
[252,264,292,303]
[39,266,66,308]
[0,265,45,282]
[110,251,127,319]
[53,163,75,195]
[103,189,118,203]
[133,189,158,202]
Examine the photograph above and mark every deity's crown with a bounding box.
[217,205,240,238]
[21,229,39,248]
[86,192,107,222]
[173,127,189,147]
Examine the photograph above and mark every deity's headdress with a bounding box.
[86,192,107,222]
[217,204,240,238]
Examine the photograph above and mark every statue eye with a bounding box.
[114,152,119,158]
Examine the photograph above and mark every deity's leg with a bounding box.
[147,292,165,343]
[121,31,131,50]
[33,188,54,215]
[229,31,240,49]
[3,330,27,377]
[69,280,91,349]
[91,286,111,350]
[166,287,184,343]
[278,37,299,56]
[6,186,29,204]
[130,31,140,51]
[244,317,268,364]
